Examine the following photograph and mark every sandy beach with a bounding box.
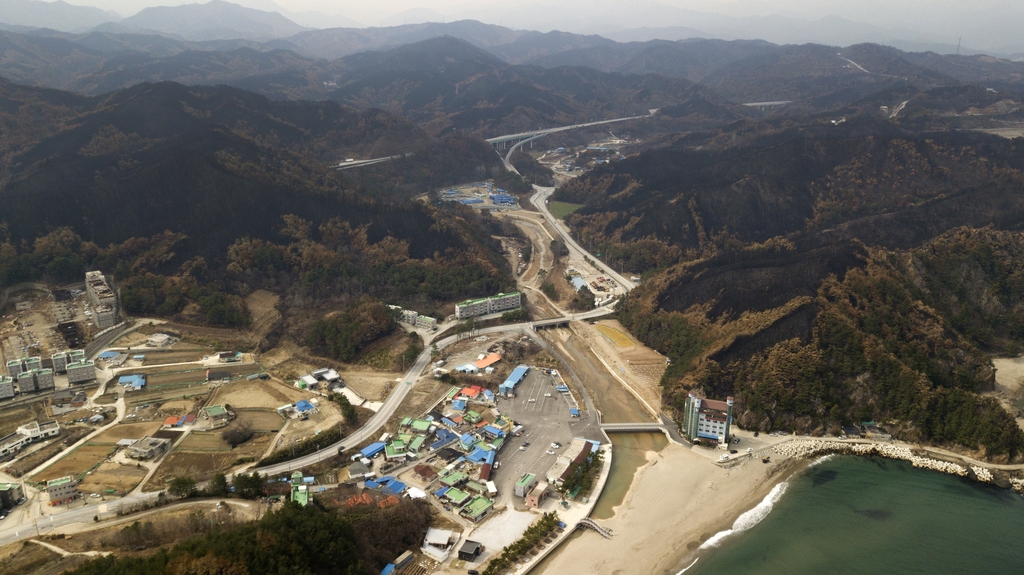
[537,444,803,575]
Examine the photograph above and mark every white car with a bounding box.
[747,448,753,453]
[546,450,556,455]
[550,442,561,449]
[544,393,552,397]
[528,398,536,402]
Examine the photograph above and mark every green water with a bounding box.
[592,432,668,520]
[686,456,1024,574]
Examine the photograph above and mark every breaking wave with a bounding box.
[698,481,789,550]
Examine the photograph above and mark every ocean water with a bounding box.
[684,455,1024,575]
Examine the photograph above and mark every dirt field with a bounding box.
[91,422,163,443]
[179,431,230,451]
[0,540,65,575]
[246,290,281,341]
[78,461,149,494]
[210,379,305,409]
[341,370,401,402]
[32,443,116,483]
[145,451,239,489]
[579,319,666,411]
[0,400,50,436]
[235,409,285,432]
[140,349,209,365]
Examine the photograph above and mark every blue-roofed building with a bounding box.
[499,365,530,396]
[383,481,406,495]
[360,442,386,458]
[434,486,450,498]
[377,476,395,485]
[97,351,119,359]
[295,400,314,413]
[381,564,395,575]
[483,390,495,402]
[118,374,146,390]
[459,433,476,451]
[132,354,145,361]
[441,417,458,428]
[466,447,489,463]
[364,479,380,490]
[452,400,467,412]
[482,425,504,438]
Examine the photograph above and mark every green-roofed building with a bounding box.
[385,440,407,460]
[400,417,412,427]
[411,419,431,432]
[464,410,482,424]
[446,488,472,505]
[409,435,426,452]
[440,471,468,487]
[461,496,495,522]
[290,471,309,506]
[445,387,460,400]
[398,433,413,444]
[515,473,537,497]
[465,480,487,494]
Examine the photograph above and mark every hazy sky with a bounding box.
[58,0,1021,53]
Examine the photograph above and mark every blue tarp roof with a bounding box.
[360,442,386,457]
[97,351,119,359]
[382,481,406,495]
[295,400,314,412]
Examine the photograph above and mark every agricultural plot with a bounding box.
[210,379,302,409]
[77,462,149,495]
[143,427,274,491]
[595,324,636,347]
[32,443,116,483]
[235,409,284,432]
[91,422,162,443]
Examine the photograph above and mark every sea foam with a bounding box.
[698,480,789,550]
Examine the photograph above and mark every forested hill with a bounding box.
[554,116,1024,461]
[0,77,515,331]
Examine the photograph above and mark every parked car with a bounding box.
[546,450,556,455]
[730,449,738,454]
[551,442,561,449]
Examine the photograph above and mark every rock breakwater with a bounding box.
[774,440,972,474]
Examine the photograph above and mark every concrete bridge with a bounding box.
[600,422,671,434]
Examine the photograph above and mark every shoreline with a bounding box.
[534,443,807,574]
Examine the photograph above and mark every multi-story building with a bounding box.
[14,368,53,393]
[44,476,80,506]
[0,376,14,400]
[0,420,60,457]
[85,271,118,329]
[416,315,437,330]
[454,292,522,320]
[682,393,734,443]
[66,359,96,384]
[400,309,419,325]
[7,356,42,378]
[51,350,86,374]
[0,483,24,511]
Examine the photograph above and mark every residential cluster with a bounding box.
[390,306,438,331]
[293,367,342,390]
[1,347,97,400]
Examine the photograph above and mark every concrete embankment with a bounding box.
[771,440,1023,492]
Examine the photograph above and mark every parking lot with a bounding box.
[491,369,599,505]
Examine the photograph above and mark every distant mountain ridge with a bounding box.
[119,0,306,42]
[0,0,117,31]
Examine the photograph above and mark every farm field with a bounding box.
[596,324,636,347]
[77,461,149,495]
[210,379,304,409]
[31,443,115,483]
[143,426,274,491]
[91,422,162,443]
[235,409,285,432]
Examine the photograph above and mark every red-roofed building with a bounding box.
[162,416,178,427]
[479,463,492,481]
[460,387,480,399]
[472,354,501,370]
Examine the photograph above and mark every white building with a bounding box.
[0,420,60,457]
